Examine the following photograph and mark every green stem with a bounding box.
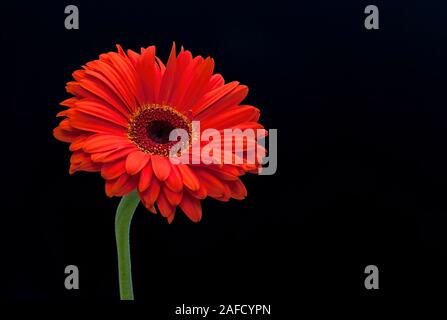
[115,190,140,300]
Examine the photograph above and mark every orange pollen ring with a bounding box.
[127,104,192,156]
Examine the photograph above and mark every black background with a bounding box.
[1,0,447,313]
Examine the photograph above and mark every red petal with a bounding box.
[192,81,239,115]
[205,74,225,92]
[69,162,101,175]
[69,134,91,151]
[163,186,183,206]
[156,190,176,218]
[178,57,215,111]
[138,162,153,192]
[195,85,248,120]
[143,176,161,205]
[100,52,141,110]
[169,48,193,106]
[190,183,207,199]
[77,76,130,118]
[73,99,129,127]
[53,125,84,143]
[201,105,260,130]
[205,166,240,181]
[136,46,161,104]
[151,155,171,181]
[228,178,247,200]
[101,159,126,180]
[83,65,135,114]
[60,97,79,107]
[167,212,176,224]
[82,134,131,153]
[111,173,138,196]
[70,150,91,164]
[91,147,135,163]
[226,122,265,131]
[68,111,127,135]
[165,164,183,192]
[179,192,202,222]
[125,151,150,175]
[193,168,226,198]
[177,164,200,191]
[158,42,177,103]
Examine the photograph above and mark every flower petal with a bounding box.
[91,147,135,163]
[179,192,202,222]
[201,105,260,130]
[165,164,183,192]
[144,176,161,205]
[138,189,157,213]
[177,164,200,191]
[138,162,153,192]
[136,46,161,104]
[193,168,226,198]
[112,173,138,196]
[73,99,129,127]
[195,85,248,120]
[68,111,127,135]
[228,178,248,200]
[177,57,215,111]
[82,134,130,153]
[205,73,224,92]
[192,81,239,115]
[125,150,150,175]
[156,190,176,218]
[151,155,171,181]
[158,43,177,104]
[101,159,127,180]
[163,186,182,206]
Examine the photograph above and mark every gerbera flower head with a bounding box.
[54,43,265,223]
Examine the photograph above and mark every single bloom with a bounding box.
[54,43,265,223]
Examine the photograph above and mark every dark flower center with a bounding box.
[128,104,192,156]
[146,120,175,144]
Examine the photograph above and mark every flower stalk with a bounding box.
[115,190,140,300]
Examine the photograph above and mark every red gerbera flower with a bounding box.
[54,43,264,223]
